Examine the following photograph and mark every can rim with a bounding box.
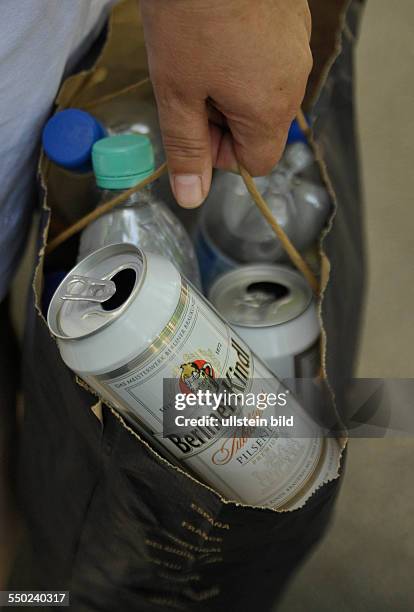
[208,264,313,328]
[47,243,147,340]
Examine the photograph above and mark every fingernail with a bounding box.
[172,174,204,208]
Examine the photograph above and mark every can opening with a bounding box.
[246,281,290,302]
[102,268,137,311]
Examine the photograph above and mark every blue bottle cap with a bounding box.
[42,109,106,171]
[287,118,308,145]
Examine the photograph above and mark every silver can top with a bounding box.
[47,243,146,340]
[208,264,313,328]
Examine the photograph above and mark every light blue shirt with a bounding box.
[0,0,115,301]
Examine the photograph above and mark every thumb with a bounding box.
[156,97,212,208]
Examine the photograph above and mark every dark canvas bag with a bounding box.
[14,1,364,610]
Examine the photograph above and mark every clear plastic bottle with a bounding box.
[195,172,269,291]
[78,134,201,287]
[223,172,299,263]
[266,133,331,256]
[195,119,331,288]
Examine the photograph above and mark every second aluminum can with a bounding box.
[209,264,321,381]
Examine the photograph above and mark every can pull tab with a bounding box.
[60,275,116,303]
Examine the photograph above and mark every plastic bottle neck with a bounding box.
[97,183,153,208]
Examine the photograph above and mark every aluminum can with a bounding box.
[209,263,341,509]
[209,264,321,381]
[47,244,337,510]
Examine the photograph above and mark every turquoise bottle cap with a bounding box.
[92,134,155,189]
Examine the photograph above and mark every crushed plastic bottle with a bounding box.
[195,119,331,290]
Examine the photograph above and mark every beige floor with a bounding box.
[277,1,414,610]
[3,0,414,607]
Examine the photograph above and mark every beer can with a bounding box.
[208,263,341,509]
[209,264,320,381]
[47,244,337,510]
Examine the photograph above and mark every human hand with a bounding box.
[140,0,312,207]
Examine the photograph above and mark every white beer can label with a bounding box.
[95,281,323,509]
